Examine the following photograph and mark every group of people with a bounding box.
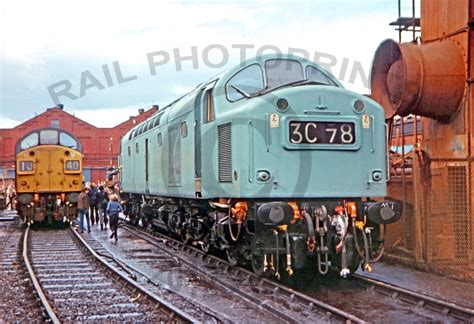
[77,182,123,242]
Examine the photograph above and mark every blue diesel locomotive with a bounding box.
[120,54,401,278]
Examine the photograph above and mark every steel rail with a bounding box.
[124,224,366,324]
[22,226,61,324]
[353,274,474,321]
[69,227,197,323]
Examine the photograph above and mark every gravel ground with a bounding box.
[0,215,44,322]
[30,228,181,323]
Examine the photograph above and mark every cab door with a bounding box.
[48,148,63,192]
[34,147,51,192]
[194,81,215,197]
[145,138,149,194]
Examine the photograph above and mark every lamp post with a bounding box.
[109,137,113,166]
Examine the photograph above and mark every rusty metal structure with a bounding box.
[371,0,474,277]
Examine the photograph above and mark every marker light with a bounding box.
[276,98,289,111]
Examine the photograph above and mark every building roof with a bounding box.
[0,105,158,131]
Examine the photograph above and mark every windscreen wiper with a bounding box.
[250,79,327,97]
[289,80,328,87]
[231,84,251,98]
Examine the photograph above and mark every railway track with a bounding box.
[79,229,282,322]
[23,226,196,323]
[124,222,474,323]
[0,221,43,322]
[352,274,474,322]
[123,224,365,323]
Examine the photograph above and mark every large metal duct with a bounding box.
[370,39,466,120]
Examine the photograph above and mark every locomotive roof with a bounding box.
[216,53,342,87]
[124,54,342,141]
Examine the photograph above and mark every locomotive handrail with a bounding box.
[370,115,375,153]
[385,123,391,182]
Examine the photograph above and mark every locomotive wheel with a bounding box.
[225,248,238,266]
[181,231,190,245]
[201,235,212,253]
[141,216,148,229]
[251,255,266,276]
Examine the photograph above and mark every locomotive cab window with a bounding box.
[39,130,59,145]
[265,59,303,89]
[128,146,131,156]
[59,132,78,149]
[226,64,264,102]
[306,66,337,86]
[136,142,139,153]
[20,133,39,150]
[204,88,214,122]
[201,81,217,123]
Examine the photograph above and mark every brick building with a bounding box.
[0,105,158,185]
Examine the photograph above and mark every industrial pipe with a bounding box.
[371,39,466,120]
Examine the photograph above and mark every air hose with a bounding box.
[283,228,293,275]
[352,218,370,270]
[352,219,386,264]
[228,205,241,242]
[228,219,241,242]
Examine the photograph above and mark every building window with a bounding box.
[51,119,60,128]
[7,169,15,179]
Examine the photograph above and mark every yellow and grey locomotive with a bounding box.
[15,128,82,224]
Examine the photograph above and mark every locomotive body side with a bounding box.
[122,61,386,199]
[120,54,401,277]
[15,128,82,224]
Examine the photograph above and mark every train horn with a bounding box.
[370,39,466,120]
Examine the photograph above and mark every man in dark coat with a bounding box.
[88,183,99,225]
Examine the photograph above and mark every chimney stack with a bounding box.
[56,104,64,110]
[152,104,159,111]
[138,108,145,114]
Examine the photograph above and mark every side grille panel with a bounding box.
[218,123,232,183]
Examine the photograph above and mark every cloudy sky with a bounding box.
[0,0,418,128]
